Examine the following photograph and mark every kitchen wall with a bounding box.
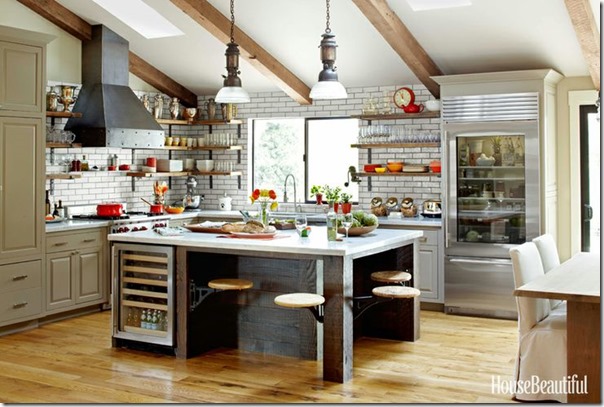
[46,83,441,215]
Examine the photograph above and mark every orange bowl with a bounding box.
[164,206,185,214]
[386,163,403,172]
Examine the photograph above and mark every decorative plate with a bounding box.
[229,231,278,239]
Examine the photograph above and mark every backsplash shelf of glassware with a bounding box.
[112,243,175,348]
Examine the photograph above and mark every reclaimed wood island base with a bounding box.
[109,227,423,383]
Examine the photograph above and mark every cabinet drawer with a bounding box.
[0,287,42,323]
[47,230,104,253]
[0,260,42,293]
[417,230,439,246]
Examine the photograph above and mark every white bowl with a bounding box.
[196,159,214,172]
[425,100,440,111]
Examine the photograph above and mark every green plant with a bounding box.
[310,185,324,196]
[323,185,341,203]
[340,192,352,203]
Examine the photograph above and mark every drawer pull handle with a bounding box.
[13,301,28,308]
[53,242,68,246]
[83,239,96,243]
[12,274,28,281]
[419,237,428,243]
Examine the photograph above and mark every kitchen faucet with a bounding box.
[283,173,302,213]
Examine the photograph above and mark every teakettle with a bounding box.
[403,103,424,114]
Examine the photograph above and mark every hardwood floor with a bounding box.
[0,310,518,403]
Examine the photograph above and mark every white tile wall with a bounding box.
[45,82,441,215]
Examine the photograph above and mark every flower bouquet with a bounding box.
[153,181,168,204]
[249,188,278,225]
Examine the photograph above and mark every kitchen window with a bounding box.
[251,117,359,204]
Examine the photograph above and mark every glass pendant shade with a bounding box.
[310,80,347,100]
[215,85,250,103]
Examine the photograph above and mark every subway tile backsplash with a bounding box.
[45,81,441,215]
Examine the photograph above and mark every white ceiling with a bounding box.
[54,0,601,97]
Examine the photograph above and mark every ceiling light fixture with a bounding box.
[309,0,347,100]
[215,0,250,104]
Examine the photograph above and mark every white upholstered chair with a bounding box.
[509,242,567,403]
[532,234,565,312]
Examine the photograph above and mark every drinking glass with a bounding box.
[295,214,307,236]
[342,213,353,242]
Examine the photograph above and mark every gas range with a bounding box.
[66,205,170,234]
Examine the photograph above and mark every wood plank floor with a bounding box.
[0,310,518,403]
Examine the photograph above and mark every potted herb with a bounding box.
[324,185,342,212]
[340,192,353,214]
[310,185,324,205]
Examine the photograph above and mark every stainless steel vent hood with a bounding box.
[65,25,164,148]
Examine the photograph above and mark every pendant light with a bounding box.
[215,0,250,104]
[309,0,347,100]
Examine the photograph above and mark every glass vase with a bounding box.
[259,201,269,226]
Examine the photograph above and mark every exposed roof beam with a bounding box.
[564,0,600,90]
[353,0,443,99]
[170,0,312,105]
[16,0,198,107]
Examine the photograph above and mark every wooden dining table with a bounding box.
[514,252,600,403]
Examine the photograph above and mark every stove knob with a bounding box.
[140,226,148,231]
[132,226,139,232]
[123,226,130,232]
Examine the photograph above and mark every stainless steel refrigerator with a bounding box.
[442,93,541,319]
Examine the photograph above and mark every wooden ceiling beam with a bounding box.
[16,0,198,106]
[564,0,600,90]
[352,0,443,99]
[170,0,312,105]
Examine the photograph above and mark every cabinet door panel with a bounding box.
[418,246,438,300]
[46,253,75,310]
[0,42,43,113]
[76,248,103,303]
[0,117,43,261]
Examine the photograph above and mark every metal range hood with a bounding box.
[65,25,164,148]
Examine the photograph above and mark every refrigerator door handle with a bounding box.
[449,257,513,266]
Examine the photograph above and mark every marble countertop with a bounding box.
[46,209,441,233]
[108,226,423,257]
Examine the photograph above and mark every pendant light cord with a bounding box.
[229,0,235,44]
[325,0,331,34]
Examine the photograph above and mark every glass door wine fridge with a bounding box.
[112,243,174,347]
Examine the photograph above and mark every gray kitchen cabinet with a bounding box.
[45,229,106,314]
[0,26,52,330]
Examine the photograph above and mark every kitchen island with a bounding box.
[108,226,423,383]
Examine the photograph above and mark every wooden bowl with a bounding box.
[337,225,377,236]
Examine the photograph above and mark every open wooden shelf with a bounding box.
[358,172,440,177]
[46,111,82,118]
[351,111,440,121]
[46,142,83,149]
[161,145,242,151]
[46,173,82,180]
[156,118,243,126]
[126,171,189,178]
[351,142,440,149]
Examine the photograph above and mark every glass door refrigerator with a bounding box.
[442,93,541,319]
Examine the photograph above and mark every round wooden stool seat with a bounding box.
[372,285,420,299]
[274,293,325,308]
[370,271,412,284]
[208,278,253,291]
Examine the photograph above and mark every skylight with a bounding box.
[407,0,472,12]
[92,0,184,39]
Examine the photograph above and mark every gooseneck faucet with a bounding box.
[283,173,302,213]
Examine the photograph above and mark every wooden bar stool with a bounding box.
[370,270,412,286]
[274,293,325,323]
[190,278,253,311]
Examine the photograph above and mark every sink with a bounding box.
[271,212,325,223]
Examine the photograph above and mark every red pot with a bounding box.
[149,204,163,214]
[96,203,123,217]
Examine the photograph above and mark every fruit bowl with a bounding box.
[164,206,185,214]
[337,225,377,236]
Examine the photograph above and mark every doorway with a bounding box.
[579,104,600,252]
